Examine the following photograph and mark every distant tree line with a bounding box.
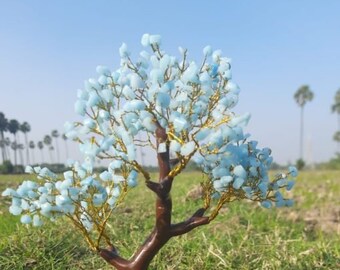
[0,112,70,173]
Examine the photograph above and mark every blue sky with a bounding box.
[1,0,339,165]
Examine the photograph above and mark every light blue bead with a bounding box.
[223,69,232,80]
[98,75,108,85]
[75,100,87,116]
[173,117,187,132]
[56,195,71,206]
[149,34,161,45]
[286,180,295,191]
[242,186,253,198]
[101,89,113,103]
[220,176,233,186]
[44,182,54,190]
[96,65,111,76]
[33,215,43,227]
[88,78,101,90]
[277,178,287,187]
[87,92,100,107]
[128,170,138,181]
[285,199,294,207]
[100,171,112,182]
[2,188,16,197]
[203,45,212,56]
[175,92,188,103]
[226,80,239,93]
[100,137,115,151]
[119,43,130,57]
[83,118,96,129]
[28,190,38,199]
[180,141,195,156]
[233,177,245,189]
[127,178,137,187]
[38,187,48,196]
[258,182,268,195]
[158,142,167,153]
[112,186,120,197]
[233,165,247,179]
[99,110,110,120]
[142,117,156,132]
[261,200,272,209]
[150,69,164,83]
[9,205,22,215]
[288,166,298,177]
[141,33,150,47]
[122,85,135,99]
[25,166,34,174]
[21,215,32,224]
[107,197,117,206]
[213,180,224,192]
[195,128,211,141]
[159,55,171,71]
[77,89,89,100]
[170,140,181,153]
[157,92,170,108]
[80,176,93,186]
[127,144,136,161]
[193,155,204,165]
[63,170,74,180]
[40,202,53,216]
[125,100,146,111]
[249,167,258,177]
[93,193,105,206]
[212,50,222,62]
[212,167,228,178]
[130,73,145,89]
[109,160,123,171]
[68,188,79,200]
[229,113,251,128]
[11,194,22,204]
[182,63,198,83]
[77,169,86,179]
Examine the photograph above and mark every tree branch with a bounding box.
[99,245,130,269]
[170,208,210,237]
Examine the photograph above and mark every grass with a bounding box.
[0,171,339,269]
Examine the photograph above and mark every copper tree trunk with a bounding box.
[99,125,210,270]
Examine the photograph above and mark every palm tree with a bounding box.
[18,144,24,165]
[333,131,340,145]
[51,130,60,163]
[7,119,20,166]
[4,137,11,162]
[62,134,69,159]
[331,89,340,152]
[29,141,35,164]
[294,85,314,160]
[10,142,18,165]
[0,139,5,163]
[37,141,44,163]
[0,112,9,162]
[43,135,53,163]
[20,122,31,164]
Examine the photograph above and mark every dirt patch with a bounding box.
[186,185,204,201]
[287,206,340,235]
[304,206,340,234]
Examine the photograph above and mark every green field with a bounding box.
[0,171,339,270]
